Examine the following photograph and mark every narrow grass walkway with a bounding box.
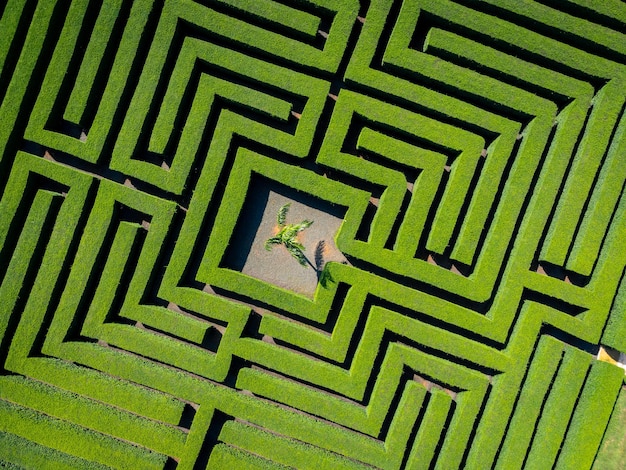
[594,384,626,469]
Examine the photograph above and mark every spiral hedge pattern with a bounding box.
[1,1,626,468]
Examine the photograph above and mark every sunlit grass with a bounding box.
[594,384,626,469]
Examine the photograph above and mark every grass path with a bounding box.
[594,384,626,469]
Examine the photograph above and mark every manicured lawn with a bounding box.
[594,384,626,469]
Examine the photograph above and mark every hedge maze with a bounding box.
[1,0,626,468]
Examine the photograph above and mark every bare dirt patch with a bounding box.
[222,177,348,297]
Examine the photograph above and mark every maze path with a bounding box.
[1,1,625,468]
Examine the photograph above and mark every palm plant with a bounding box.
[265,203,313,267]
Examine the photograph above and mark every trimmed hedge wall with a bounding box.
[1,0,625,468]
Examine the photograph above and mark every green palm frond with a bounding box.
[294,220,313,232]
[264,237,282,251]
[286,244,308,266]
[285,239,305,252]
[282,226,298,240]
[277,203,290,227]
[265,203,314,268]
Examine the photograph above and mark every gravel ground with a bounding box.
[223,180,348,298]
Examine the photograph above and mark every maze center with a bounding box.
[223,177,347,297]
[1,1,626,469]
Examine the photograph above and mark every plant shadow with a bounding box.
[313,240,334,288]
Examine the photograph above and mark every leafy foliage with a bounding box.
[265,203,313,267]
